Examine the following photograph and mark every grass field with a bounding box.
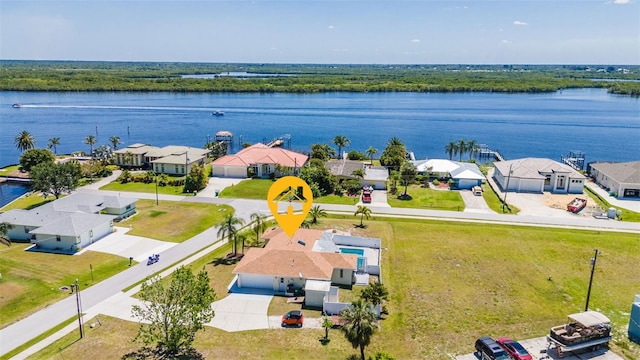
[482,183,520,214]
[218,179,273,199]
[100,181,194,196]
[118,199,234,242]
[314,194,360,205]
[388,184,465,211]
[0,192,56,211]
[0,244,130,328]
[585,187,640,222]
[28,218,640,359]
[0,165,20,176]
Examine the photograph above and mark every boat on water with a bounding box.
[567,197,587,213]
[212,110,224,116]
[12,103,21,108]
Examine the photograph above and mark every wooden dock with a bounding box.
[478,145,505,162]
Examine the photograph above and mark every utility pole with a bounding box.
[73,278,84,338]
[503,164,513,213]
[585,249,599,312]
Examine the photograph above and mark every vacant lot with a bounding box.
[29,217,640,359]
[0,244,129,328]
[119,199,233,242]
[388,184,465,211]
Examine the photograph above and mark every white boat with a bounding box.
[212,110,224,116]
[12,103,21,108]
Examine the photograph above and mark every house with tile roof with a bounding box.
[493,158,586,194]
[232,227,381,307]
[588,161,640,198]
[0,193,136,253]
[114,144,210,175]
[211,143,308,178]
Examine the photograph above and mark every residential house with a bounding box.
[0,193,136,253]
[588,161,640,198]
[325,159,388,189]
[211,143,308,178]
[114,144,210,175]
[493,158,586,194]
[114,143,158,168]
[411,159,484,189]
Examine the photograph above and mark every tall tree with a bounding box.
[340,299,378,360]
[250,212,268,246]
[310,143,335,161]
[444,141,456,160]
[400,162,417,197]
[47,137,61,155]
[14,130,35,152]
[360,282,389,307]
[84,135,97,158]
[183,164,208,193]
[109,136,122,150]
[217,213,245,255]
[457,138,467,161]
[0,222,15,247]
[351,168,365,180]
[354,205,372,227]
[308,205,328,225]
[333,135,350,159]
[131,266,215,357]
[30,160,82,199]
[379,137,406,171]
[466,139,478,160]
[366,146,378,164]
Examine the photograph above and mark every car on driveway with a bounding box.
[282,310,304,327]
[496,337,532,360]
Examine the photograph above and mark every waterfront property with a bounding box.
[493,158,586,194]
[411,159,485,189]
[211,143,308,178]
[114,143,210,175]
[232,228,381,309]
[0,193,137,253]
[324,159,389,189]
[588,161,640,198]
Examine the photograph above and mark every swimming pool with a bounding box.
[340,247,364,256]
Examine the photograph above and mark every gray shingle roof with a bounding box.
[325,160,365,178]
[590,161,640,184]
[495,158,585,179]
[30,213,115,237]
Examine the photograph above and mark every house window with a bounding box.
[544,175,551,186]
[161,164,165,173]
[175,165,179,173]
[24,227,29,233]
[340,269,344,278]
[56,235,61,242]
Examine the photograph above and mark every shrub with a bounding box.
[432,179,440,186]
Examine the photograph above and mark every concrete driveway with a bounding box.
[460,189,492,214]
[208,293,273,332]
[197,177,247,197]
[357,189,390,208]
[78,226,177,262]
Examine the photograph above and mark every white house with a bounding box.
[588,161,640,198]
[494,158,586,194]
[411,159,484,189]
[114,143,158,168]
[212,143,308,178]
[0,193,136,254]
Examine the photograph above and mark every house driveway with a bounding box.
[208,293,273,332]
[459,189,492,214]
[197,177,247,198]
[357,189,390,208]
[79,226,177,262]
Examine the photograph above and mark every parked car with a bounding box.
[475,336,510,360]
[496,337,533,360]
[282,310,304,327]
[362,193,372,203]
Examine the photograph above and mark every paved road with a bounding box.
[1,177,639,357]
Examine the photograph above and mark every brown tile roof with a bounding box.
[261,228,325,252]
[232,248,357,280]
[212,143,308,168]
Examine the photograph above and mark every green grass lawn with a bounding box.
[388,184,465,211]
[218,179,273,199]
[29,217,640,360]
[118,200,234,242]
[0,165,20,176]
[100,181,195,196]
[0,244,131,329]
[482,183,520,214]
[314,194,360,205]
[585,186,640,222]
[0,192,57,212]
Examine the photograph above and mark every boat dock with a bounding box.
[561,150,586,171]
[478,144,505,162]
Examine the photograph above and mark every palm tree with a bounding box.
[84,135,97,158]
[466,139,478,161]
[0,222,15,247]
[14,130,35,152]
[457,138,467,161]
[123,151,133,167]
[308,205,327,225]
[400,162,417,196]
[109,136,122,150]
[217,214,245,255]
[354,205,371,227]
[351,168,365,180]
[340,299,378,360]
[250,212,268,246]
[366,146,377,164]
[333,135,350,159]
[47,137,61,155]
[236,232,248,254]
[444,141,456,160]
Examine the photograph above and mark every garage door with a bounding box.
[238,274,274,289]
[225,166,247,178]
[457,179,478,189]
[518,179,542,193]
[212,166,226,177]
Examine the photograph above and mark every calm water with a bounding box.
[1,89,638,168]
[0,182,30,208]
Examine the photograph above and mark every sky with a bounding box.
[1,0,639,65]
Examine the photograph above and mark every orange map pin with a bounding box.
[267,176,313,238]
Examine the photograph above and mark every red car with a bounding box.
[281,310,304,327]
[496,337,532,360]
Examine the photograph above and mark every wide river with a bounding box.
[1,89,639,169]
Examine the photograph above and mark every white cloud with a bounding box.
[614,0,630,4]
[328,25,335,30]
[410,39,420,43]
[514,20,528,26]
[501,40,511,45]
